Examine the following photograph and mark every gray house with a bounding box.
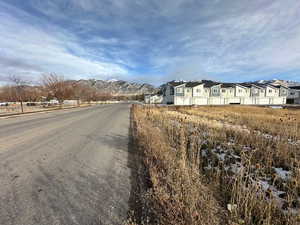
[287,86,300,104]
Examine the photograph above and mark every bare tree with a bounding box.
[72,82,90,105]
[8,75,29,113]
[42,74,74,107]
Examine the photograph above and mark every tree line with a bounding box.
[0,74,144,111]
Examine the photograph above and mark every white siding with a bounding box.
[235,86,250,97]
[266,86,279,97]
[193,97,208,105]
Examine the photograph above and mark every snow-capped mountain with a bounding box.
[76,79,158,95]
[255,79,300,87]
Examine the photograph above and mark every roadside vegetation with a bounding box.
[129,105,300,225]
[0,74,144,115]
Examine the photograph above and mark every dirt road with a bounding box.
[0,104,133,225]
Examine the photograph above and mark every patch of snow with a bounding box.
[107,78,119,82]
[258,180,269,191]
[230,163,243,174]
[270,106,283,109]
[274,168,291,180]
[204,164,212,170]
[216,153,226,161]
[201,150,207,157]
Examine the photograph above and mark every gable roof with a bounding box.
[167,81,185,87]
[202,80,219,88]
[185,82,203,88]
[266,84,280,89]
[221,83,236,88]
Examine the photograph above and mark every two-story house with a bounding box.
[162,81,185,104]
[161,80,289,106]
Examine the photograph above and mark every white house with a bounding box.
[144,94,163,104]
[160,80,288,106]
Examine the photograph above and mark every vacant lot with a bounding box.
[131,105,300,225]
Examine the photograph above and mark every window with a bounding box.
[213,89,218,93]
[177,87,183,93]
[196,89,201,93]
[238,89,242,93]
[269,89,272,93]
[186,89,190,92]
[222,89,226,93]
[261,89,264,93]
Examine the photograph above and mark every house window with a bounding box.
[269,89,272,93]
[186,89,190,92]
[177,88,183,93]
[213,89,218,93]
[261,90,264,93]
[196,89,201,93]
[222,89,226,93]
[238,89,242,93]
[290,92,295,95]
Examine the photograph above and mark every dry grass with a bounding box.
[130,105,300,225]
[0,104,90,116]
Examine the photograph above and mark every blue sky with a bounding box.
[0,0,300,85]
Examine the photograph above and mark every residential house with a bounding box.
[162,81,185,104]
[160,80,288,106]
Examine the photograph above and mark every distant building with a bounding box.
[144,94,163,104]
[159,80,288,105]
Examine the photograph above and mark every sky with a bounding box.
[0,0,300,85]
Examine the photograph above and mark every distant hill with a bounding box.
[75,79,158,95]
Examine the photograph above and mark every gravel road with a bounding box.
[0,104,133,225]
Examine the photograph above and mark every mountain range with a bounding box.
[75,79,158,95]
[255,79,300,87]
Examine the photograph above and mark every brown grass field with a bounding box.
[129,105,300,225]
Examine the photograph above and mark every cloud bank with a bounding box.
[1,0,300,84]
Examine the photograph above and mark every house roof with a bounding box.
[221,83,236,88]
[238,82,264,89]
[202,80,219,88]
[267,84,280,89]
[239,83,253,88]
[290,86,300,90]
[252,83,268,88]
[167,81,185,87]
[185,82,203,88]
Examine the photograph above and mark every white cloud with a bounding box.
[1,0,300,84]
[0,1,128,81]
